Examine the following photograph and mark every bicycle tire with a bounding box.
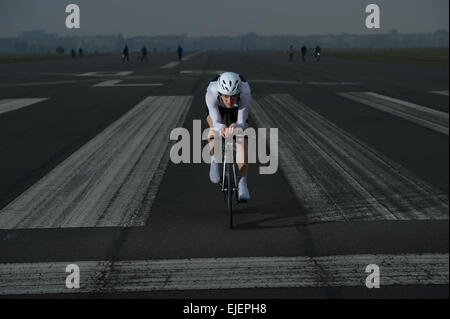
[227,163,233,229]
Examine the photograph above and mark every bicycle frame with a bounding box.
[221,136,238,194]
[219,108,239,228]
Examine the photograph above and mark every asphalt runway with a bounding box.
[0,51,448,298]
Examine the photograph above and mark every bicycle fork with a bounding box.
[221,140,238,194]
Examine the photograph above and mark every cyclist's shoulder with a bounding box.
[207,78,219,89]
[241,81,251,94]
[206,80,219,98]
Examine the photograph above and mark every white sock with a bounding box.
[238,175,250,201]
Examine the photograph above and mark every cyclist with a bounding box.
[205,72,251,202]
[314,45,321,61]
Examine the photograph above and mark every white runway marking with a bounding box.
[78,71,133,77]
[160,61,180,69]
[251,80,358,85]
[430,90,449,96]
[251,94,448,222]
[92,80,164,87]
[338,92,449,135]
[0,96,192,229]
[0,98,48,115]
[179,70,225,75]
[0,81,78,87]
[182,52,201,61]
[161,52,200,69]
[23,72,80,76]
[0,253,447,295]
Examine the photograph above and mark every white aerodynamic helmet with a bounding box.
[217,72,242,96]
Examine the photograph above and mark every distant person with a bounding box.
[301,45,307,62]
[78,48,83,57]
[288,45,294,62]
[71,49,76,58]
[314,45,321,61]
[141,46,148,62]
[177,45,183,61]
[122,45,129,62]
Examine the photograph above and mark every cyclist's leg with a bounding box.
[235,124,249,176]
[206,115,221,183]
[235,124,250,201]
[230,107,248,176]
[206,115,218,155]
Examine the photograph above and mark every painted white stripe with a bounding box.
[0,254,447,295]
[78,71,133,77]
[0,81,78,87]
[251,80,358,85]
[182,52,201,61]
[161,52,200,69]
[0,98,48,115]
[251,94,448,222]
[0,96,192,229]
[160,61,180,69]
[24,72,79,76]
[179,70,225,75]
[338,92,449,135]
[92,80,164,87]
[430,90,449,96]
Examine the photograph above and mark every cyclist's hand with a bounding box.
[228,125,236,136]
[220,125,237,138]
[220,125,228,138]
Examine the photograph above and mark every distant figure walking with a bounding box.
[71,49,76,58]
[288,45,294,62]
[301,45,307,62]
[177,45,183,61]
[122,45,129,62]
[141,46,148,62]
[78,48,83,57]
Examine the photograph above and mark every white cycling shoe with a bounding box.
[238,176,250,202]
[209,159,221,184]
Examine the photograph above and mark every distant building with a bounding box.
[0,30,448,53]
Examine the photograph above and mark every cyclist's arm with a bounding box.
[231,83,251,130]
[205,88,226,131]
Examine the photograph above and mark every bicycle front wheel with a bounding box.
[227,163,233,229]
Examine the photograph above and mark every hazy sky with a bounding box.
[0,0,448,37]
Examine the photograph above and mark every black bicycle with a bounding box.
[315,51,321,62]
[220,108,239,229]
